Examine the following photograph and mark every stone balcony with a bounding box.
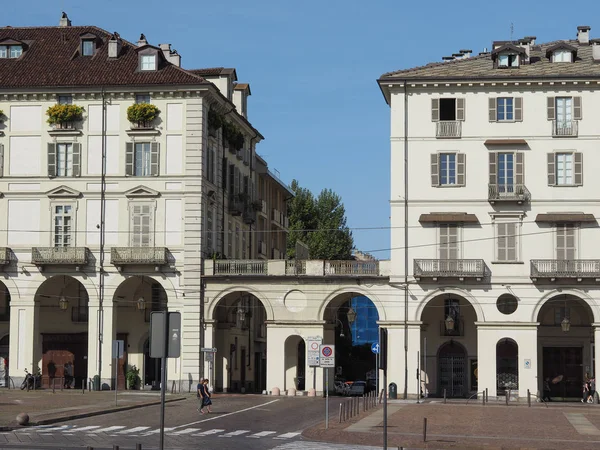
[414,259,486,281]
[207,259,390,277]
[436,120,462,138]
[111,247,169,271]
[31,247,89,271]
[488,183,531,204]
[531,259,600,281]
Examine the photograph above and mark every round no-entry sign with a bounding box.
[321,346,333,357]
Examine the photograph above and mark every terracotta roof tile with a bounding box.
[0,26,207,88]
[380,40,600,81]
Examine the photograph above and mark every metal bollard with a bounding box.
[339,403,343,423]
[423,417,427,442]
[52,378,55,394]
[527,389,531,407]
[505,391,509,406]
[443,388,446,404]
[136,444,142,450]
[486,388,489,404]
[482,391,485,405]
[113,446,119,450]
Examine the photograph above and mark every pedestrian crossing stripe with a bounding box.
[13,425,302,440]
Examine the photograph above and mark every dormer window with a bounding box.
[82,40,95,56]
[499,54,519,67]
[141,55,156,71]
[553,50,572,63]
[546,43,577,64]
[0,44,22,59]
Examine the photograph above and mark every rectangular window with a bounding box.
[235,226,240,259]
[56,143,73,177]
[497,97,514,121]
[439,225,458,260]
[439,98,457,121]
[242,231,247,259]
[499,54,518,67]
[553,50,572,63]
[134,143,152,176]
[130,203,153,247]
[58,95,73,105]
[497,153,514,193]
[556,153,573,185]
[135,94,151,104]
[439,153,456,185]
[496,221,518,262]
[206,148,215,184]
[141,55,156,71]
[0,46,6,58]
[82,40,95,56]
[556,97,573,126]
[556,224,576,260]
[207,209,214,252]
[9,45,22,58]
[54,205,73,247]
[228,220,233,258]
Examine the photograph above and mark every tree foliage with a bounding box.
[286,180,354,260]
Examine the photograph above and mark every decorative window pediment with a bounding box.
[46,185,81,198]
[125,185,160,198]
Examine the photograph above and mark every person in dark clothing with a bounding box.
[543,378,552,402]
[202,378,212,413]
[64,362,73,389]
[197,380,206,413]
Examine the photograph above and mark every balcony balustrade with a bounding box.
[0,247,11,266]
[436,120,462,138]
[488,183,531,204]
[552,120,578,137]
[111,247,168,271]
[213,260,268,275]
[286,260,307,275]
[324,260,379,276]
[531,259,600,281]
[32,247,89,270]
[209,259,386,277]
[414,259,485,281]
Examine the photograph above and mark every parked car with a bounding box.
[348,381,367,396]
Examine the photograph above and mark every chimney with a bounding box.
[137,33,148,47]
[577,26,591,45]
[59,11,71,27]
[459,49,473,58]
[108,33,122,58]
[592,39,600,61]
[524,36,537,46]
[158,43,181,67]
[233,83,251,119]
[442,56,454,62]
[518,38,531,60]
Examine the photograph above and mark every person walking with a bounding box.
[64,362,73,389]
[197,379,207,414]
[202,378,213,413]
[582,373,595,403]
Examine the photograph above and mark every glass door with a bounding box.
[497,153,514,195]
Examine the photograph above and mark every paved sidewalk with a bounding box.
[0,389,186,429]
[303,400,600,449]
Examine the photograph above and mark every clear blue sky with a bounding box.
[7,1,600,259]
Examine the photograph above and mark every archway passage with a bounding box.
[537,294,594,401]
[497,339,518,396]
[323,294,380,391]
[438,341,467,398]
[420,293,478,397]
[213,291,267,393]
[114,276,168,390]
[35,276,89,389]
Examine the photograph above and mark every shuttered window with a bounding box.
[556,224,576,260]
[439,225,459,260]
[431,153,465,187]
[126,142,159,176]
[0,144,4,177]
[227,220,233,258]
[497,221,518,262]
[130,203,154,247]
[48,143,81,177]
[53,204,73,248]
[206,208,214,252]
[205,147,215,184]
[548,152,583,186]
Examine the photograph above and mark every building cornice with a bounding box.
[382,79,600,90]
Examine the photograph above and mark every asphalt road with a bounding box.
[0,394,336,450]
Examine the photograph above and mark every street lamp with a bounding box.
[347,307,357,324]
[444,315,455,332]
[136,296,146,311]
[335,319,345,338]
[58,295,69,311]
[561,296,570,333]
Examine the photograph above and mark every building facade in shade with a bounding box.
[378,25,600,399]
[0,13,294,390]
[349,296,379,346]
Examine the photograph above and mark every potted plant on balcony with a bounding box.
[46,104,84,129]
[127,103,160,129]
[0,109,5,122]
[126,364,141,390]
[208,109,223,137]
[251,199,263,212]
[222,121,244,151]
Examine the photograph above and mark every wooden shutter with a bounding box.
[431,98,440,122]
[557,225,576,260]
[72,143,81,177]
[497,223,507,261]
[573,96,582,120]
[47,143,57,177]
[0,144,4,178]
[457,153,466,186]
[547,153,556,186]
[574,152,583,185]
[515,152,524,185]
[228,164,235,193]
[234,166,240,194]
[489,152,497,185]
[430,154,439,186]
[448,226,458,259]
[125,142,134,176]
[130,204,141,247]
[506,222,517,261]
[150,142,159,176]
[439,225,449,259]
[456,98,465,121]
[547,97,555,120]
[488,98,497,122]
[514,97,523,122]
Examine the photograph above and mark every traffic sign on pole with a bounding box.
[319,344,335,368]
[371,342,380,354]
[307,336,322,367]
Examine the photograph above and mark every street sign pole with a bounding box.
[376,350,379,396]
[159,311,168,450]
[325,368,329,429]
[319,344,334,430]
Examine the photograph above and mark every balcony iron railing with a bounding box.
[71,306,88,323]
[32,247,88,269]
[324,260,379,276]
[213,260,268,275]
[286,260,307,275]
[110,247,168,271]
[488,184,531,204]
[229,195,244,215]
[0,247,11,266]
[436,120,462,138]
[530,259,600,280]
[258,241,267,256]
[440,317,465,337]
[552,120,578,137]
[271,209,289,229]
[414,259,485,280]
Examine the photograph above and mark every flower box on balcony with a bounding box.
[208,109,223,138]
[127,103,160,129]
[46,104,84,128]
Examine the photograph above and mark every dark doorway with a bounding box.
[297,340,306,390]
[439,98,457,121]
[144,338,160,390]
[438,341,467,397]
[42,333,87,389]
[497,339,518,395]
[543,347,583,399]
[240,349,246,392]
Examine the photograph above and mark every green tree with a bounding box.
[286,181,354,260]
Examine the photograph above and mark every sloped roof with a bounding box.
[0,26,207,88]
[379,40,600,81]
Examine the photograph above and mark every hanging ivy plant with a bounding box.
[222,121,245,150]
[208,109,223,132]
[46,104,84,125]
[0,109,4,121]
[127,103,160,128]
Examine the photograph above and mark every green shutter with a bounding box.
[125,142,134,176]
[72,143,81,177]
[150,142,159,176]
[47,143,57,177]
